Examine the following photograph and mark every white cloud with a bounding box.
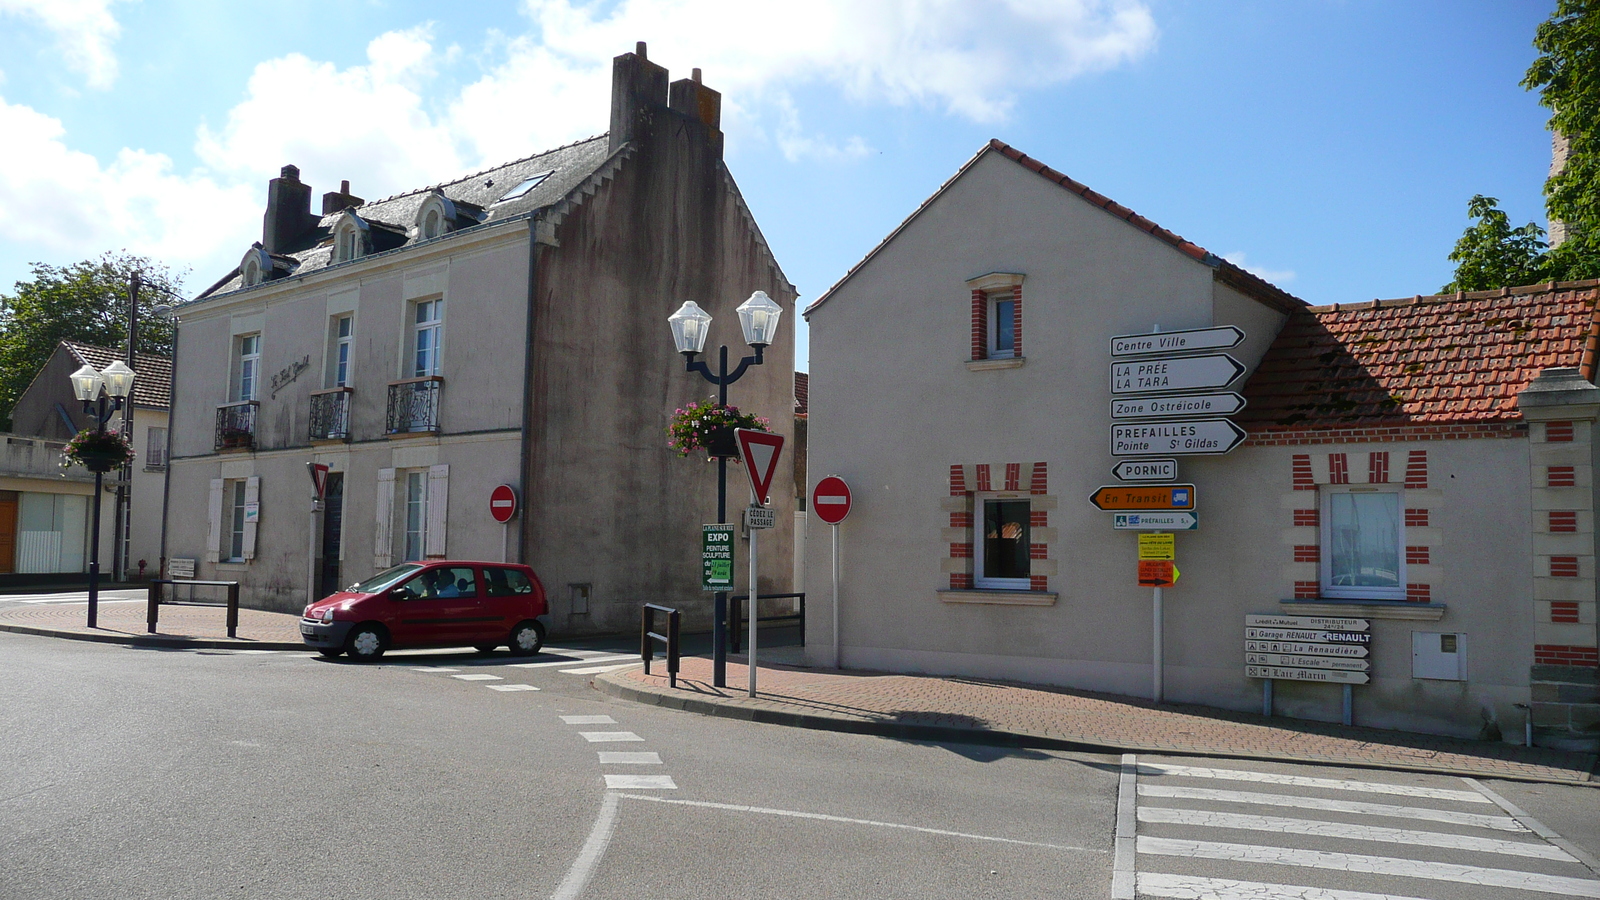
[1223,252,1296,285]
[772,94,872,163]
[0,0,122,89]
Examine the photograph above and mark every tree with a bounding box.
[0,253,183,431]
[1440,195,1550,293]
[1525,0,1600,281]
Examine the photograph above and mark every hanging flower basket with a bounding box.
[668,397,770,461]
[61,428,135,474]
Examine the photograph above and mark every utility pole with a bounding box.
[112,272,140,581]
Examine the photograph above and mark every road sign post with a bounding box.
[1245,615,1372,722]
[490,484,519,562]
[812,475,852,669]
[733,430,784,697]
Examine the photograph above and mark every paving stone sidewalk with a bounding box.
[0,591,304,649]
[597,654,1600,786]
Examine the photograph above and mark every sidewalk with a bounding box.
[596,654,1600,786]
[0,590,305,650]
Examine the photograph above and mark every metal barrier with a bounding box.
[147,579,241,638]
[728,592,805,654]
[641,603,681,688]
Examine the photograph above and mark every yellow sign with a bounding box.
[1138,533,1175,560]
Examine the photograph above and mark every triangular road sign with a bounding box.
[735,429,785,506]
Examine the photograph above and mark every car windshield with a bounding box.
[348,564,424,594]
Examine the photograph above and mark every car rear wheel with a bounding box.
[347,624,387,662]
[509,620,545,656]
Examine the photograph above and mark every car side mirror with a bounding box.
[392,587,416,602]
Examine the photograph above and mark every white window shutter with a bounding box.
[374,468,396,570]
[241,476,261,560]
[205,478,224,563]
[425,464,449,558]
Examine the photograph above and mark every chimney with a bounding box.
[321,179,365,215]
[669,68,722,149]
[609,42,670,154]
[263,165,317,255]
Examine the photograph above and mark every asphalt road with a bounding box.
[3,629,1597,900]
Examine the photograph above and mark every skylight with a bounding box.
[495,172,553,203]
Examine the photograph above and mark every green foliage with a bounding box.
[667,397,771,461]
[1441,196,1550,292]
[0,253,183,430]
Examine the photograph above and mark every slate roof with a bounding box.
[64,342,172,409]
[1238,279,1600,431]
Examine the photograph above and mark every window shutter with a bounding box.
[241,476,260,560]
[374,468,396,570]
[425,464,449,558]
[205,478,224,563]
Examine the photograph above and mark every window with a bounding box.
[237,334,260,401]
[494,172,552,203]
[224,479,248,562]
[333,315,353,387]
[989,293,1016,358]
[975,496,1030,589]
[146,427,168,469]
[404,471,427,562]
[485,567,535,597]
[1320,486,1404,600]
[396,567,477,600]
[331,212,368,263]
[965,272,1025,363]
[412,299,443,377]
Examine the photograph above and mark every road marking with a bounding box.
[486,684,539,692]
[451,673,502,681]
[549,791,619,900]
[508,654,637,669]
[1136,807,1572,860]
[613,794,1106,853]
[548,647,638,659]
[1137,836,1600,897]
[1464,777,1600,876]
[1112,753,1137,900]
[413,667,459,673]
[580,731,644,743]
[13,598,144,605]
[561,715,617,725]
[225,649,281,655]
[1138,872,1433,900]
[603,775,677,789]
[560,662,644,675]
[1137,784,1525,832]
[597,752,661,765]
[1138,763,1490,803]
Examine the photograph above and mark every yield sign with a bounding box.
[306,462,330,500]
[735,429,785,506]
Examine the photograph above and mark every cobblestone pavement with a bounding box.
[0,591,304,648]
[598,655,1600,786]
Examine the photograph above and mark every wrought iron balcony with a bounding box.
[309,387,353,442]
[386,376,443,435]
[215,400,259,451]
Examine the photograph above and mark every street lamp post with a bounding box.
[70,360,137,628]
[669,291,783,689]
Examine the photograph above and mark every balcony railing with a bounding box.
[386,376,443,435]
[309,387,353,442]
[215,400,259,451]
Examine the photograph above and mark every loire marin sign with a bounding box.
[1110,392,1246,420]
[1110,419,1246,457]
[701,524,735,591]
[1109,354,1246,395]
[1244,615,1373,685]
[1089,484,1195,512]
[1110,325,1245,357]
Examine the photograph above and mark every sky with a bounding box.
[0,0,1561,369]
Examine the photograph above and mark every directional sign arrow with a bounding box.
[1111,392,1247,420]
[1090,484,1195,512]
[1111,418,1247,457]
[1246,665,1369,685]
[1110,354,1247,395]
[1110,325,1246,357]
[1112,512,1198,531]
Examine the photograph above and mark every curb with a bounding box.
[594,672,1599,788]
[0,622,306,652]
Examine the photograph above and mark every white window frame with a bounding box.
[404,470,427,562]
[224,479,248,562]
[237,333,260,402]
[412,299,444,378]
[1319,484,1405,600]
[973,493,1031,590]
[987,292,1017,359]
[333,314,353,387]
[145,427,168,470]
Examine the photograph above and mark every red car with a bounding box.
[301,561,548,661]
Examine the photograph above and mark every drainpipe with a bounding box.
[519,216,541,566]
[156,313,180,578]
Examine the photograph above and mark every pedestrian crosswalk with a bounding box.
[1119,755,1600,900]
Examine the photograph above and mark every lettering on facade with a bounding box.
[270,355,313,398]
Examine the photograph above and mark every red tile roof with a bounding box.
[1239,280,1600,431]
[794,372,808,417]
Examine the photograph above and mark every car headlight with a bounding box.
[321,608,335,622]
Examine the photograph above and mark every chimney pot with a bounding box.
[281,165,300,179]
[636,41,647,59]
[341,180,350,193]
[692,67,701,83]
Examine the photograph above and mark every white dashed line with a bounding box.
[451,673,503,681]
[603,775,677,790]
[1138,872,1433,900]
[597,752,661,765]
[560,715,617,725]
[413,667,460,673]
[1137,836,1600,897]
[1137,784,1526,832]
[486,684,539,692]
[507,654,637,669]
[560,662,644,675]
[580,732,645,743]
[1137,763,1491,803]
[1136,807,1572,860]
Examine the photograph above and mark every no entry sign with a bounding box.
[812,476,852,525]
[490,484,519,523]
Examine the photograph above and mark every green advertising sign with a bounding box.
[702,524,735,591]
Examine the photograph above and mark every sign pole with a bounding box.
[831,524,840,669]
[1153,585,1163,703]
[502,521,509,563]
[1262,679,1273,716]
[748,490,759,698]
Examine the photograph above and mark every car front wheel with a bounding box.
[347,624,387,662]
[509,620,545,656]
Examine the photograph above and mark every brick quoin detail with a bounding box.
[950,512,973,528]
[1029,575,1049,592]
[1406,546,1430,565]
[1029,543,1048,560]
[1406,583,1431,603]
[949,573,973,590]
[1246,422,1526,446]
[1405,508,1430,527]
[970,290,987,361]
[1329,453,1350,485]
[1550,511,1578,533]
[1011,285,1024,357]
[975,464,992,492]
[1404,450,1428,489]
[1293,545,1319,563]
[1030,510,1048,527]
[1534,644,1599,666]
[1294,581,1319,599]
[1550,556,1580,578]
[1551,601,1581,624]
[1369,452,1389,483]
[1547,421,1575,442]
[1293,509,1319,527]
[1292,454,1315,490]
[949,543,973,559]
[1549,466,1576,488]
[948,464,967,496]
[1030,462,1048,495]
[1004,462,1021,492]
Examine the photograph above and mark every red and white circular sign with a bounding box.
[812,475,852,525]
[489,484,519,523]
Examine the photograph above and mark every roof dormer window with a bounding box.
[240,245,272,287]
[331,211,370,263]
[494,172,552,204]
[413,191,456,242]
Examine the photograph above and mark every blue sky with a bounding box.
[0,1,1558,369]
